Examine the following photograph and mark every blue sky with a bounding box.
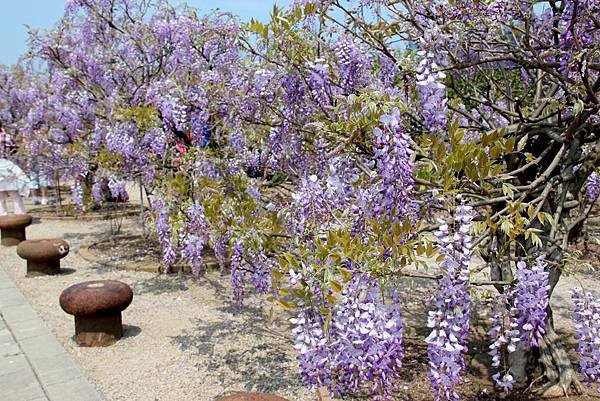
[0,0,290,66]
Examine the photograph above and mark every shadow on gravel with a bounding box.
[70,324,142,342]
[63,231,100,242]
[131,277,189,295]
[169,310,300,394]
[59,268,77,275]
[201,273,233,301]
[123,324,142,338]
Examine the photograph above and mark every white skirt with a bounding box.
[0,159,31,197]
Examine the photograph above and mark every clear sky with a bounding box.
[0,0,290,66]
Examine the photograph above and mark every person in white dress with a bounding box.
[0,122,30,215]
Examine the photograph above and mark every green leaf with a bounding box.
[517,134,528,152]
[339,268,353,281]
[530,232,542,248]
[573,99,584,116]
[502,183,515,199]
[500,219,514,234]
[277,300,297,310]
[330,280,343,293]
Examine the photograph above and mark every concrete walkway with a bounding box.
[0,269,104,401]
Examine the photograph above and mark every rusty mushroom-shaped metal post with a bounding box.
[0,214,32,246]
[217,394,291,401]
[17,239,70,276]
[60,280,133,347]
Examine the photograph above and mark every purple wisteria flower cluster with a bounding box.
[291,275,404,400]
[229,241,275,306]
[570,288,600,392]
[378,55,399,88]
[416,52,448,134]
[91,181,104,202]
[487,291,520,392]
[230,241,246,306]
[426,203,473,401]
[307,59,331,110]
[71,179,84,206]
[513,258,550,347]
[211,231,231,270]
[291,304,330,389]
[487,257,550,393]
[153,198,176,267]
[367,108,415,222]
[181,202,209,276]
[107,178,128,201]
[291,174,328,234]
[586,172,600,200]
[334,35,371,94]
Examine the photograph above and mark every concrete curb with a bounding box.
[78,237,222,274]
[31,207,142,221]
[78,239,160,273]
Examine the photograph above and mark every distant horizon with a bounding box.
[0,0,290,67]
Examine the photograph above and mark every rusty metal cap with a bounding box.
[0,214,33,229]
[217,394,291,401]
[60,280,133,317]
[17,239,70,262]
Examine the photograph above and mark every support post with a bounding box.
[139,175,145,236]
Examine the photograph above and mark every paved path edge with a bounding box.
[0,268,105,401]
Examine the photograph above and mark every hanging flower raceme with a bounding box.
[487,256,550,393]
[368,107,415,222]
[426,203,474,401]
[586,171,600,200]
[105,123,137,160]
[153,199,176,268]
[228,240,275,306]
[570,288,600,393]
[181,202,209,276]
[379,55,399,88]
[280,73,306,111]
[291,274,404,400]
[513,258,550,347]
[91,180,104,202]
[291,305,331,390]
[291,174,328,234]
[71,177,85,207]
[107,178,128,202]
[212,231,231,270]
[328,276,404,399]
[487,291,520,392]
[307,58,331,110]
[230,241,247,306]
[416,52,448,134]
[334,35,371,93]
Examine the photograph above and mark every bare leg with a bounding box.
[41,187,49,205]
[0,192,8,216]
[31,188,41,204]
[7,191,26,215]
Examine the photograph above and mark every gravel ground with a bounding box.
[1,202,599,400]
[0,215,314,401]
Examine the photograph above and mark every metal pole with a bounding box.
[56,171,62,212]
[139,175,145,236]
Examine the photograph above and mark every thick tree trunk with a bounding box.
[536,320,584,397]
[536,268,585,397]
